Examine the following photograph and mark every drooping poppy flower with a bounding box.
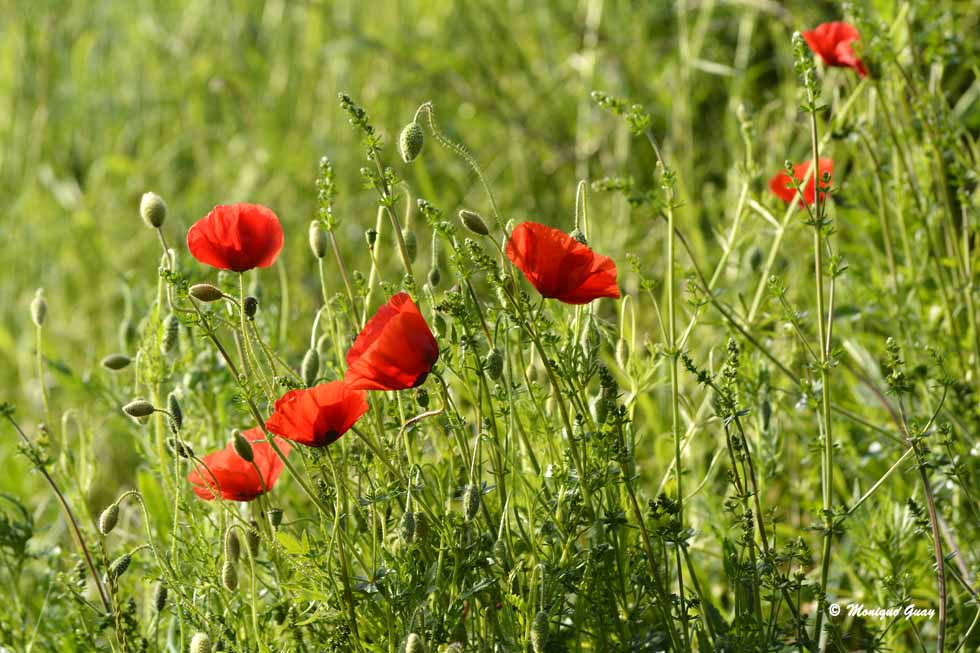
[265,381,369,447]
[802,22,868,78]
[187,428,290,501]
[768,158,834,207]
[344,293,438,391]
[187,203,284,272]
[505,221,620,305]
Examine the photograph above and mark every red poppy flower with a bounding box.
[188,428,290,501]
[187,203,284,272]
[802,22,868,78]
[265,381,369,447]
[505,221,620,305]
[769,159,834,207]
[344,293,438,391]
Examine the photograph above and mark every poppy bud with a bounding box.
[119,318,137,349]
[162,313,179,354]
[224,528,240,563]
[232,430,254,462]
[301,348,319,388]
[140,192,168,228]
[190,632,211,653]
[485,348,504,381]
[365,229,378,247]
[267,508,283,528]
[30,289,47,327]
[427,266,441,288]
[221,560,238,591]
[167,392,183,433]
[123,398,155,418]
[398,121,424,163]
[316,334,331,357]
[463,483,480,522]
[400,511,416,544]
[101,354,132,371]
[309,221,328,258]
[246,520,261,557]
[415,387,429,408]
[530,611,549,653]
[109,553,132,580]
[154,582,168,612]
[402,229,418,263]
[459,210,489,236]
[167,437,194,458]
[405,633,425,653]
[98,503,119,535]
[243,296,258,318]
[189,283,224,302]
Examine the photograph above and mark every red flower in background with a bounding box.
[344,293,438,391]
[505,221,620,305]
[187,203,284,272]
[803,22,868,78]
[188,428,290,501]
[769,159,834,207]
[265,381,369,447]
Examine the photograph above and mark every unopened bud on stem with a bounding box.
[459,210,489,236]
[232,430,253,462]
[189,284,224,302]
[140,192,167,228]
[399,121,424,163]
[123,398,155,418]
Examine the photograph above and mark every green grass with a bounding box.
[2,0,980,651]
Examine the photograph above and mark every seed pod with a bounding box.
[190,632,211,653]
[167,437,194,458]
[189,283,224,302]
[98,503,119,535]
[109,553,132,580]
[118,317,137,349]
[402,229,417,263]
[161,313,180,354]
[243,296,258,318]
[224,528,240,563]
[101,353,132,371]
[530,611,549,653]
[398,121,424,163]
[232,430,254,462]
[485,348,504,381]
[427,266,441,288]
[140,192,168,228]
[463,483,480,522]
[405,633,425,653]
[267,508,283,529]
[221,560,238,591]
[123,398,155,418]
[246,520,260,557]
[365,228,378,247]
[400,511,416,544]
[459,210,489,236]
[415,387,429,409]
[167,392,183,433]
[154,582,168,612]
[301,348,319,387]
[30,289,47,327]
[309,221,328,258]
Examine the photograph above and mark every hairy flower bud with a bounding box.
[398,121,424,163]
[415,387,429,409]
[402,229,417,263]
[109,553,132,580]
[400,511,416,544]
[309,221,328,258]
[485,348,504,381]
[153,582,168,612]
[267,508,283,528]
[140,192,167,228]
[243,295,258,318]
[459,210,489,236]
[301,348,319,387]
[530,611,549,653]
[246,520,260,557]
[98,503,119,535]
[189,283,224,302]
[224,528,240,563]
[101,353,132,371]
[232,430,254,462]
[190,632,211,653]
[221,560,238,591]
[167,392,183,433]
[30,289,47,327]
[405,633,425,653]
[161,313,179,354]
[463,483,480,522]
[167,437,194,458]
[123,398,155,418]
[427,266,441,288]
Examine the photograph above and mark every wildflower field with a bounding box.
[3,1,980,651]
